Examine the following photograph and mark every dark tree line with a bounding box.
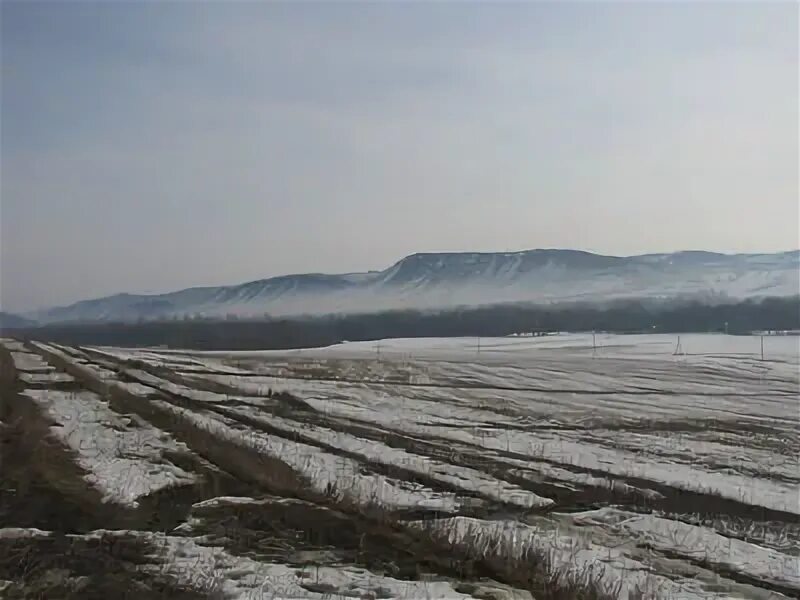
[9,296,799,351]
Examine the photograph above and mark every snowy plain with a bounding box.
[2,333,799,599]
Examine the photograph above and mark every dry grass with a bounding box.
[0,531,211,600]
[406,517,627,600]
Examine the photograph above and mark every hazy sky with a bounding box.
[2,1,798,312]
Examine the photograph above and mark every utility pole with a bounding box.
[760,335,764,361]
[592,331,597,358]
[674,335,683,356]
[477,337,481,356]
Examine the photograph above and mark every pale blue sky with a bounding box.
[2,1,797,311]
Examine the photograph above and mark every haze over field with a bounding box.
[2,3,800,598]
[2,2,798,312]
[28,249,800,324]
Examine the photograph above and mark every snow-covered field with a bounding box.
[20,388,197,507]
[1,333,798,599]
[191,332,800,363]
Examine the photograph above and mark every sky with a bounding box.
[1,1,798,312]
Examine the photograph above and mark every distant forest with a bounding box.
[7,296,799,350]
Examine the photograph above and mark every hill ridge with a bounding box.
[27,248,800,324]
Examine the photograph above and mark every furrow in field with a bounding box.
[190,371,798,432]
[82,348,800,514]
[38,349,465,514]
[19,371,75,385]
[146,397,463,513]
[145,532,485,599]
[569,429,800,483]
[0,338,28,352]
[20,388,198,508]
[0,527,504,600]
[123,367,258,404]
[572,507,800,595]
[173,369,799,518]
[11,337,798,600]
[408,516,769,600]
[219,404,553,510]
[87,345,252,374]
[415,424,800,517]
[10,351,55,373]
[207,373,793,516]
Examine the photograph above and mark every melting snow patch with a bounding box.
[19,371,75,384]
[10,352,54,373]
[573,508,800,593]
[191,496,269,510]
[0,339,28,352]
[407,425,800,516]
[226,406,553,509]
[408,517,745,600]
[22,389,197,507]
[152,400,462,512]
[112,380,159,397]
[0,528,52,539]
[144,533,482,599]
[124,368,243,403]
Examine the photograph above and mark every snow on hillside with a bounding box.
[31,249,800,323]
